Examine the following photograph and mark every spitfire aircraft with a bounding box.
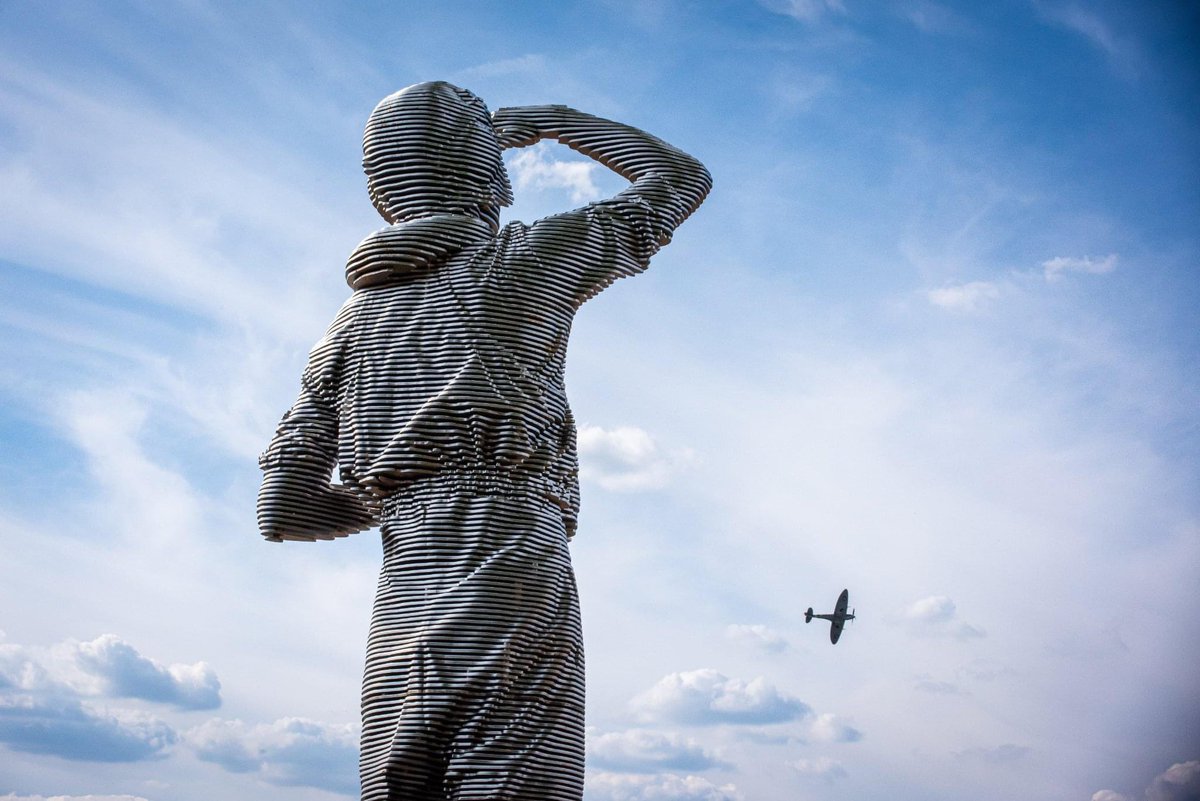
[806,588,855,644]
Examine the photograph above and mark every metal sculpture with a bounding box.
[257,81,710,800]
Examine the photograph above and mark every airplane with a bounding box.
[806,588,855,644]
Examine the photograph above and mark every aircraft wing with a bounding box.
[830,617,845,644]
[835,589,849,617]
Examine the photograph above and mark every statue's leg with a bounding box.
[360,489,585,801]
[440,496,585,801]
[360,498,448,801]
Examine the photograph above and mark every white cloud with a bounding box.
[1092,759,1200,801]
[577,424,690,492]
[1038,5,1140,77]
[768,72,835,115]
[926,281,1001,313]
[900,596,986,640]
[913,675,965,695]
[1147,760,1200,801]
[632,669,809,725]
[0,632,216,762]
[0,694,176,762]
[758,0,846,23]
[186,717,358,795]
[0,634,219,711]
[588,729,727,772]
[789,756,847,780]
[897,1,971,35]
[0,59,348,340]
[1042,253,1118,281]
[60,391,205,547]
[807,712,862,743]
[506,141,602,204]
[74,635,220,710]
[585,773,742,801]
[724,624,788,655]
[456,53,547,80]
[1092,792,1132,801]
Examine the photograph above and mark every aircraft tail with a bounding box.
[805,607,813,623]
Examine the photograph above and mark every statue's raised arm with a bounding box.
[493,104,711,222]
[493,104,712,303]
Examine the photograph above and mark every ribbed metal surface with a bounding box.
[258,81,710,799]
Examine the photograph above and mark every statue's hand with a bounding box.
[492,106,546,150]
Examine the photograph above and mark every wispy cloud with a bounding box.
[954,743,1031,764]
[585,773,742,801]
[900,596,985,640]
[588,728,728,772]
[60,390,205,546]
[0,58,353,340]
[1036,4,1141,78]
[767,71,835,116]
[456,54,547,80]
[896,1,972,35]
[1042,253,1118,281]
[633,669,809,725]
[913,675,966,695]
[926,281,1002,313]
[186,717,358,795]
[758,0,846,23]
[724,624,788,655]
[789,756,847,780]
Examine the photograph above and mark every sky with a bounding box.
[0,1,1197,800]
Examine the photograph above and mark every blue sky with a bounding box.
[1,1,1197,800]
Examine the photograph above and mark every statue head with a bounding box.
[363,81,514,232]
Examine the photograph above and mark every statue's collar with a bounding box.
[345,214,494,290]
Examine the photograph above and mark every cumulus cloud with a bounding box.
[808,712,862,743]
[0,634,219,710]
[577,425,690,492]
[74,635,220,710]
[0,633,219,762]
[585,773,742,801]
[632,669,809,725]
[1095,760,1200,801]
[0,694,175,762]
[507,141,601,204]
[758,0,846,23]
[588,729,727,772]
[724,624,788,654]
[900,596,985,640]
[1146,761,1200,801]
[789,756,847,780]
[925,281,1001,313]
[186,717,358,795]
[1042,253,1118,281]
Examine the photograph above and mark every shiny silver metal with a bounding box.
[258,80,710,800]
